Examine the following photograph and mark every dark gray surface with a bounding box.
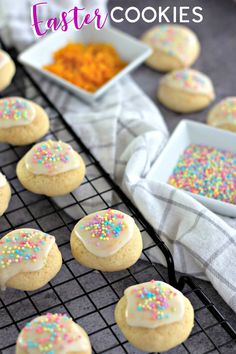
[109,0,236,331]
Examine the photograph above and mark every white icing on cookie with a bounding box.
[74,209,134,257]
[17,313,91,354]
[0,97,36,128]
[161,69,215,97]
[0,50,9,69]
[0,172,7,188]
[0,228,55,290]
[25,140,81,176]
[208,97,236,127]
[145,25,199,65]
[125,280,185,329]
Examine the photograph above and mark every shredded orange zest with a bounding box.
[44,42,127,92]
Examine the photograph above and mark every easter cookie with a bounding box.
[115,280,194,353]
[0,172,11,216]
[70,209,143,272]
[207,97,236,132]
[16,313,92,354]
[16,140,86,196]
[142,25,200,72]
[0,49,16,91]
[0,228,62,291]
[0,97,49,145]
[158,69,215,113]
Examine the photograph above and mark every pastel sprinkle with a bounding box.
[219,98,236,116]
[31,140,71,172]
[150,25,194,63]
[0,98,31,122]
[81,209,127,241]
[210,97,236,126]
[21,313,82,354]
[0,230,53,269]
[161,69,214,97]
[172,70,207,90]
[132,280,177,321]
[168,144,236,204]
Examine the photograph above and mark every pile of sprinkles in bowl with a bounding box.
[81,209,127,241]
[168,144,236,204]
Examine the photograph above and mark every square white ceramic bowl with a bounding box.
[148,120,236,217]
[18,25,152,103]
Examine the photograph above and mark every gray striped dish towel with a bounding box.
[2,0,236,313]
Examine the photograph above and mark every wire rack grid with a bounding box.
[0,44,236,354]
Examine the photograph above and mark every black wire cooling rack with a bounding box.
[0,43,236,354]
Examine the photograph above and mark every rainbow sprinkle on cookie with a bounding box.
[168,144,236,204]
[81,209,127,241]
[209,97,236,127]
[132,280,177,321]
[125,280,185,329]
[162,69,214,96]
[150,25,195,63]
[218,97,236,117]
[19,313,85,353]
[0,229,53,269]
[25,140,81,176]
[0,97,34,125]
[32,141,69,167]
[75,210,135,258]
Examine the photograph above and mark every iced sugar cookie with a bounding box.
[207,97,236,132]
[0,97,49,145]
[142,25,200,72]
[0,172,11,216]
[16,313,92,354]
[0,49,16,91]
[0,228,62,291]
[158,69,215,113]
[115,280,194,352]
[16,140,86,196]
[71,209,143,271]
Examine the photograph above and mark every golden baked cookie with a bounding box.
[0,228,62,291]
[16,313,92,354]
[16,140,86,196]
[115,280,194,352]
[0,97,49,145]
[0,49,16,91]
[207,97,236,132]
[142,25,200,72]
[71,209,143,271]
[158,68,215,113]
[0,172,11,216]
